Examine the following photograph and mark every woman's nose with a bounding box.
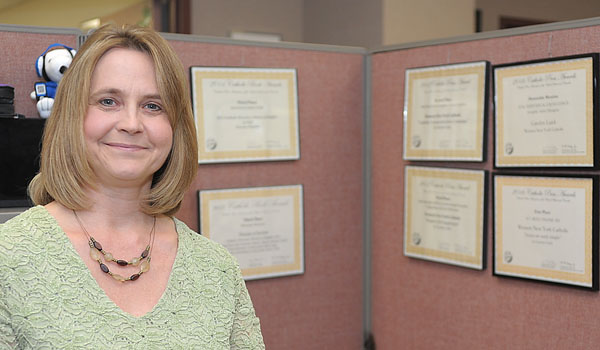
[117,106,143,133]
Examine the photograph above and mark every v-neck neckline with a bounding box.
[36,205,183,320]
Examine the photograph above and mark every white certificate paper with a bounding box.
[404,61,487,161]
[199,185,304,280]
[191,67,299,163]
[494,175,595,289]
[494,55,596,167]
[404,166,486,269]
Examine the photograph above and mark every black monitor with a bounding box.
[0,117,45,208]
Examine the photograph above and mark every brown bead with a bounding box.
[116,259,128,266]
[129,273,140,281]
[100,263,109,273]
[141,247,149,258]
[93,240,103,251]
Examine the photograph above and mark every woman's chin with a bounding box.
[99,172,154,187]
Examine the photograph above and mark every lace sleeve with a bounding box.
[0,225,16,349]
[0,295,16,348]
[230,266,265,350]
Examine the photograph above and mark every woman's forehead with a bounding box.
[90,48,159,94]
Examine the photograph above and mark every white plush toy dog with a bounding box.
[30,43,76,118]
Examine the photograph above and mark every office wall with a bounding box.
[190,0,304,42]
[371,23,600,349]
[304,0,382,49]
[0,0,147,28]
[476,0,600,32]
[382,0,475,45]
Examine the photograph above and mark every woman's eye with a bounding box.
[100,98,115,106]
[145,103,162,111]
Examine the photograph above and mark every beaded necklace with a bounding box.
[73,210,156,282]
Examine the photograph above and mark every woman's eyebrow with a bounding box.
[89,88,162,100]
[89,87,122,96]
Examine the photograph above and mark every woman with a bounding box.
[0,25,264,348]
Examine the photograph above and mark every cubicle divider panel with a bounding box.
[168,38,366,350]
[0,27,79,118]
[371,24,600,349]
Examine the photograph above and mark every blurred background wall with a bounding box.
[1,0,600,48]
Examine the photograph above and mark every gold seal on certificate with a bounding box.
[191,67,300,163]
[199,185,304,280]
[494,54,598,167]
[493,175,597,290]
[404,166,486,269]
[403,61,488,161]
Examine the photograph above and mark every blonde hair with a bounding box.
[28,24,198,216]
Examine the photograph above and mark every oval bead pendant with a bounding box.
[131,257,141,266]
[92,240,103,251]
[140,260,150,273]
[89,247,102,262]
[111,273,126,282]
[99,263,109,273]
[130,274,140,281]
[116,259,128,266]
[104,252,114,261]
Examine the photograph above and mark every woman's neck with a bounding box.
[73,184,156,239]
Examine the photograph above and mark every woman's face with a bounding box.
[84,47,173,189]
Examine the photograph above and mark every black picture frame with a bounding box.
[492,173,599,291]
[493,53,599,169]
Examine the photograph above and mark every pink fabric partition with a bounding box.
[371,25,600,349]
[169,39,365,349]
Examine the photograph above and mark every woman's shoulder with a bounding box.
[0,206,57,266]
[0,206,52,238]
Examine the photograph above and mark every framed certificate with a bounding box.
[190,67,300,164]
[493,174,598,290]
[404,166,486,269]
[494,54,598,168]
[198,185,304,280]
[403,61,489,161]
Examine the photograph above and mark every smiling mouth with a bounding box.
[104,142,147,151]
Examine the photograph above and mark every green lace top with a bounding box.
[0,206,265,349]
